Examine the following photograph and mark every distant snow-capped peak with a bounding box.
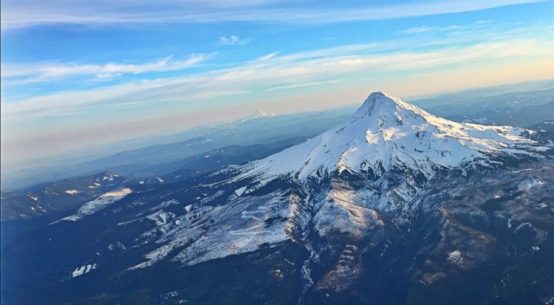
[242,92,548,181]
[254,109,276,117]
[239,109,276,122]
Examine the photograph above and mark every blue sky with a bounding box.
[1,0,554,167]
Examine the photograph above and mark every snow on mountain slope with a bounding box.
[62,188,133,221]
[128,92,550,271]
[241,92,547,182]
[130,190,295,269]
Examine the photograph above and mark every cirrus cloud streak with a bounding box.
[1,0,547,30]
[1,54,211,85]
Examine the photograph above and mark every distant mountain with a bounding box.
[531,120,554,134]
[0,171,132,247]
[2,109,353,191]
[6,83,554,191]
[239,109,277,121]
[414,80,554,109]
[161,138,309,183]
[440,100,554,127]
[416,88,554,127]
[3,93,553,305]
[79,136,312,179]
[1,171,128,221]
[528,120,554,142]
[0,139,303,223]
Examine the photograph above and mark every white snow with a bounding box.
[312,185,384,238]
[240,110,276,122]
[102,173,119,181]
[234,186,247,197]
[147,210,176,226]
[65,189,80,195]
[150,199,180,211]
[88,182,101,189]
[131,191,292,269]
[517,178,544,191]
[240,92,547,182]
[256,110,275,117]
[62,188,132,221]
[447,250,463,266]
[71,263,97,278]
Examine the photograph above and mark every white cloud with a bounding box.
[1,54,211,84]
[398,20,496,35]
[219,35,245,45]
[400,26,438,34]
[4,36,553,120]
[257,52,279,61]
[1,0,546,30]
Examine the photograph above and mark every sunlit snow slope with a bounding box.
[242,92,546,181]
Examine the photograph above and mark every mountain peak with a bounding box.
[365,91,395,104]
[241,92,548,182]
[254,109,275,117]
[239,109,276,122]
[354,91,410,118]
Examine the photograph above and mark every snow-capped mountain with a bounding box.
[238,109,277,123]
[242,92,546,182]
[3,93,553,305]
[128,92,549,271]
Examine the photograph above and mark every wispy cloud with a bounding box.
[400,26,437,34]
[4,36,553,120]
[257,52,279,61]
[398,20,495,35]
[1,54,211,84]
[1,0,546,30]
[219,35,247,46]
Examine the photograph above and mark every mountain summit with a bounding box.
[243,92,546,181]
